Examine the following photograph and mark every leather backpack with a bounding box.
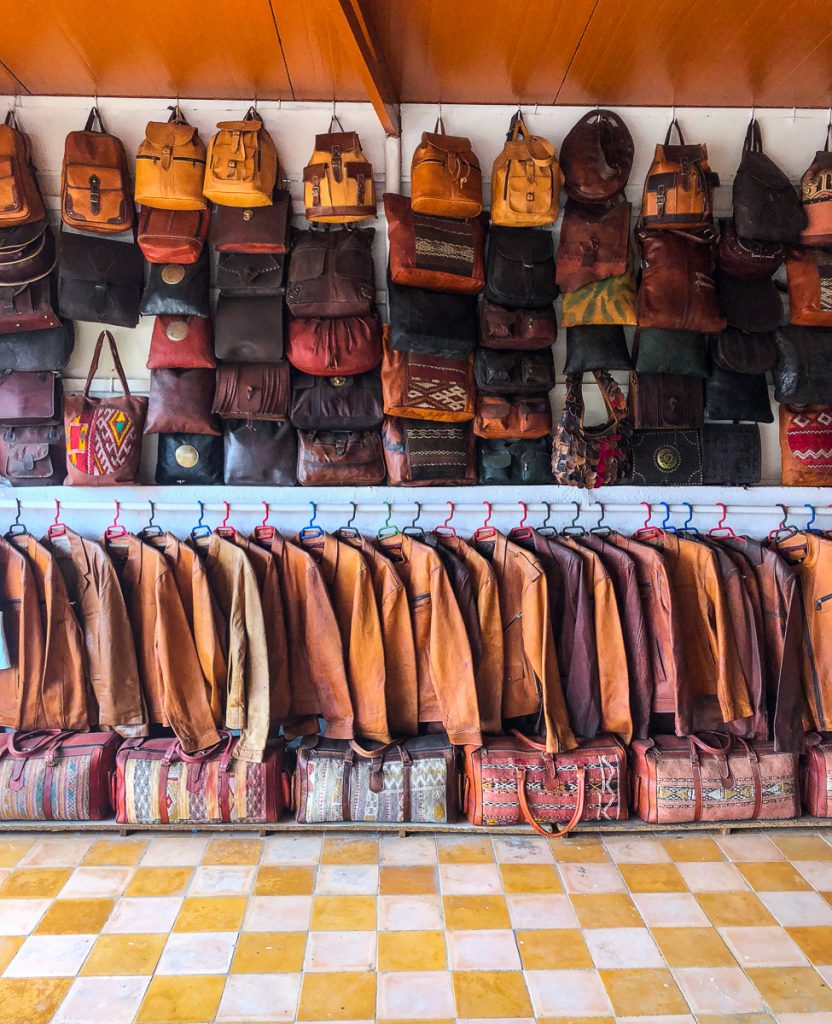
[286,228,375,317]
[560,109,634,205]
[484,226,557,309]
[801,124,832,246]
[203,108,278,208]
[303,117,375,223]
[641,120,718,230]
[411,118,482,219]
[61,107,134,233]
[733,120,806,243]
[785,247,832,326]
[135,106,207,211]
[490,113,559,227]
[0,110,45,227]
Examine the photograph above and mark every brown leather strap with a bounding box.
[400,748,412,823]
[341,749,354,822]
[509,729,547,752]
[349,739,404,759]
[735,737,763,819]
[688,739,704,821]
[689,733,732,756]
[175,731,234,764]
[43,755,55,821]
[84,331,131,398]
[664,118,685,146]
[515,765,586,839]
[744,119,763,153]
[218,759,233,823]
[157,758,171,825]
[84,106,106,133]
[5,730,71,759]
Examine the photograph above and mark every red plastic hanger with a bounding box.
[254,501,276,543]
[709,502,743,541]
[508,501,533,541]
[633,501,663,541]
[104,500,128,540]
[215,500,236,539]
[473,501,497,541]
[433,501,457,538]
[47,499,67,539]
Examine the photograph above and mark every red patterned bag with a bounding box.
[780,403,832,485]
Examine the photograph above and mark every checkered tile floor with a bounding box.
[0,830,830,1022]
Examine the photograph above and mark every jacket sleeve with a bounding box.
[260,563,292,728]
[707,559,754,723]
[303,563,354,739]
[234,560,272,763]
[190,561,227,727]
[96,558,147,736]
[347,563,390,743]
[14,557,46,731]
[523,573,576,753]
[380,581,419,737]
[473,568,504,736]
[593,575,633,743]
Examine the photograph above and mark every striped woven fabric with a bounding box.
[0,754,90,820]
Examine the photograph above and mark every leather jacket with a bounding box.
[430,539,483,671]
[0,537,43,729]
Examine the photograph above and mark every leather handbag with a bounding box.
[214,251,285,294]
[490,113,559,227]
[295,735,457,823]
[290,369,382,431]
[0,731,119,820]
[484,225,557,308]
[462,733,628,838]
[556,199,631,293]
[0,370,60,424]
[717,267,782,333]
[145,368,219,435]
[564,324,631,374]
[626,429,703,485]
[64,330,147,485]
[223,419,298,486]
[474,348,554,396]
[297,428,385,486]
[155,432,224,485]
[478,300,556,351]
[641,119,718,230]
[634,328,709,377]
[802,734,832,816]
[733,120,807,243]
[382,416,476,486]
[140,251,210,317]
[780,403,832,485]
[552,371,632,488]
[801,127,832,246]
[203,109,278,208]
[286,314,381,376]
[214,294,284,363]
[0,110,45,227]
[210,188,292,253]
[706,365,773,424]
[0,276,60,335]
[560,253,637,326]
[58,230,143,328]
[0,423,64,486]
[628,372,704,429]
[637,229,726,333]
[61,107,134,233]
[303,119,375,223]
[473,395,551,439]
[560,109,634,205]
[0,319,74,371]
[0,217,48,265]
[382,343,475,423]
[384,192,486,294]
[147,315,215,369]
[115,732,289,824]
[630,734,800,824]
[388,274,477,357]
[286,227,375,316]
[773,326,832,405]
[702,423,762,485]
[712,327,778,375]
[716,217,784,278]
[786,247,832,326]
[478,437,551,484]
[212,363,290,423]
[135,106,207,211]
[411,118,482,219]
[137,206,209,264]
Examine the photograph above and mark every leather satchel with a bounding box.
[552,371,632,488]
[780,403,832,485]
[286,314,381,376]
[58,230,143,328]
[147,315,215,369]
[210,188,292,253]
[473,395,551,439]
[303,121,375,224]
[134,106,207,211]
[145,368,219,435]
[140,251,210,317]
[634,328,709,377]
[0,319,74,371]
[61,107,134,233]
[801,127,832,246]
[0,277,60,335]
[637,229,726,332]
[628,372,704,429]
[214,251,285,294]
[564,325,631,374]
[560,109,634,205]
[702,423,762,485]
[484,226,557,308]
[712,327,778,374]
[286,227,375,317]
[0,423,64,486]
[137,206,209,264]
[214,294,284,363]
[388,274,477,357]
[626,428,703,485]
[155,432,223,485]
[223,419,298,486]
[716,217,784,278]
[474,349,554,396]
[556,199,631,293]
[786,247,832,326]
[297,429,385,486]
[212,363,290,423]
[773,325,832,405]
[410,118,482,219]
[641,119,718,230]
[560,252,637,326]
[478,437,551,484]
[382,343,475,423]
[733,119,807,244]
[478,300,556,350]
[706,364,773,424]
[0,370,60,424]
[290,369,382,431]
[384,192,486,294]
[0,110,45,227]
[490,113,559,228]
[382,416,476,486]
[203,109,278,209]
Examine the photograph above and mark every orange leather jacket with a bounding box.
[0,537,43,729]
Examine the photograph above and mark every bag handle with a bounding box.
[515,763,587,839]
[167,104,189,125]
[4,109,18,129]
[3,729,73,760]
[348,739,405,759]
[688,731,733,756]
[433,116,447,135]
[664,118,686,145]
[743,118,763,153]
[172,730,235,766]
[593,370,628,424]
[508,111,528,141]
[732,735,763,819]
[510,728,547,752]
[83,331,131,399]
[328,114,346,133]
[244,106,263,123]
[824,123,832,153]
[84,106,107,133]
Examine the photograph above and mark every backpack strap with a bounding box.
[433,116,447,135]
[4,110,18,129]
[167,104,188,125]
[743,118,763,153]
[84,106,107,133]
[664,118,686,145]
[84,331,131,399]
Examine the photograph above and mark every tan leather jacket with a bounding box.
[0,537,43,729]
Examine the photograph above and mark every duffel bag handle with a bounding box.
[4,730,73,760]
[509,729,548,752]
[688,732,732,757]
[515,764,586,839]
[169,730,235,769]
[348,739,406,759]
[732,736,763,819]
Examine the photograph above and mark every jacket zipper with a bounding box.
[817,593,832,611]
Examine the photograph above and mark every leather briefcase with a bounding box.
[705,364,773,424]
[58,230,143,328]
[626,429,703,486]
[286,314,381,376]
[779,403,832,486]
[485,225,557,309]
[803,734,832,816]
[462,732,628,837]
[0,423,64,486]
[214,294,284,363]
[0,369,61,425]
[115,732,289,824]
[214,251,285,294]
[474,349,554,396]
[410,118,482,219]
[140,250,210,317]
[137,206,209,264]
[286,227,375,317]
[637,229,726,333]
[388,274,477,357]
[479,300,556,350]
[556,200,631,293]
[733,119,807,244]
[0,319,74,371]
[145,368,219,435]
[0,276,61,335]
[294,735,457,823]
[155,432,224,485]
[210,188,292,253]
[223,419,298,486]
[634,328,709,377]
[473,395,551,439]
[478,437,551,484]
[382,343,475,423]
[630,734,800,824]
[297,428,385,486]
[147,315,215,369]
[290,369,382,431]
[564,325,631,374]
[773,325,832,405]
[560,109,634,205]
[212,363,290,423]
[382,416,476,486]
[628,372,704,430]
[702,423,762,485]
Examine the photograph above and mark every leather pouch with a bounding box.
[147,315,215,369]
[712,328,778,374]
[780,403,832,485]
[0,319,74,371]
[773,325,832,405]
[474,348,554,396]
[290,369,382,431]
[382,415,476,485]
[223,419,298,485]
[560,110,634,205]
[634,328,709,377]
[0,423,64,485]
[58,231,143,328]
[637,229,726,333]
[155,432,223,485]
[297,429,385,486]
[705,364,773,423]
[286,314,380,376]
[733,120,807,244]
[214,251,285,293]
[137,206,209,264]
[484,225,557,308]
[145,368,219,435]
[388,274,476,357]
[214,294,284,363]
[702,422,762,484]
[210,188,292,253]
[382,343,475,423]
[626,428,703,485]
[786,247,832,326]
[560,253,637,326]
[473,395,551,439]
[286,227,375,317]
[628,372,705,429]
[212,363,290,423]
[564,324,631,373]
[140,250,210,317]
[716,217,785,278]
[556,199,631,293]
[0,276,61,335]
[478,300,556,350]
[478,437,551,484]
[0,369,60,424]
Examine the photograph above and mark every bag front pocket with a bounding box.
[0,156,21,216]
[64,163,127,225]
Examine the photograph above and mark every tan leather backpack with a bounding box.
[0,110,44,227]
[641,119,718,230]
[303,118,375,223]
[135,106,207,211]
[203,108,278,208]
[61,107,134,233]
[411,118,482,219]
[490,113,559,227]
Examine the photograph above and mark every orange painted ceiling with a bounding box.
[1,0,831,107]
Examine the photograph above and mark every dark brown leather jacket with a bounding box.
[0,537,43,729]
[430,539,483,670]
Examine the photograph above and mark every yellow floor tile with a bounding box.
[297,971,376,1020]
[452,970,533,1017]
[380,865,438,895]
[772,834,832,861]
[0,868,71,898]
[436,837,493,863]
[310,895,376,930]
[661,836,725,861]
[500,863,562,893]
[378,930,447,971]
[571,893,642,928]
[0,977,71,1024]
[787,926,832,964]
[0,839,34,867]
[695,1016,775,1024]
[0,936,24,973]
[618,862,688,892]
[600,968,689,1016]
[517,928,593,969]
[737,861,812,891]
[174,896,247,932]
[136,974,225,1023]
[442,894,510,930]
[34,898,114,934]
[82,839,147,866]
[651,926,738,967]
[254,865,316,895]
[321,838,378,864]
[231,931,306,973]
[550,838,610,862]
[537,1019,615,1024]
[125,867,192,897]
[696,891,776,928]
[202,838,263,865]
[747,967,832,1013]
[81,933,167,976]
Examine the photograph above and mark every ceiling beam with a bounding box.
[329,0,400,136]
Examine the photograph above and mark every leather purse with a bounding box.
[212,363,290,423]
[0,370,60,424]
[478,300,555,350]
[706,365,773,423]
[773,325,832,405]
[410,118,482,219]
[286,227,375,317]
[382,416,476,486]
[382,343,475,423]
[0,277,60,335]
[478,437,551,484]
[490,113,559,228]
[786,247,832,326]
[560,252,637,326]
[733,120,807,244]
[61,107,134,234]
[297,429,385,486]
[637,229,726,333]
[64,330,147,485]
[147,315,215,369]
[223,419,298,486]
[155,432,224,485]
[214,251,285,294]
[473,395,551,439]
[474,349,554,396]
[0,423,64,486]
[388,274,477,357]
[716,267,782,333]
[214,294,284,363]
[634,328,709,377]
[552,371,632,488]
[484,225,557,308]
[0,216,47,259]
[642,119,718,230]
[628,372,705,429]
[563,324,631,374]
[716,217,784,278]
[626,428,703,485]
[556,199,631,293]
[203,109,278,209]
[286,314,381,376]
[137,206,209,264]
[58,230,143,328]
[140,250,210,317]
[384,192,486,294]
[290,369,382,431]
[780,403,832,485]
[801,127,832,246]
[145,368,219,435]
[210,188,292,252]
[303,120,375,223]
[712,327,778,374]
[702,423,762,485]
[0,319,74,371]
[560,109,634,205]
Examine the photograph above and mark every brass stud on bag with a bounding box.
[166,319,189,341]
[175,444,199,468]
[161,264,186,286]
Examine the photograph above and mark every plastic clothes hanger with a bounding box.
[4,499,26,539]
[473,501,497,541]
[336,502,361,541]
[433,501,457,538]
[215,500,236,539]
[403,502,426,541]
[536,502,556,537]
[633,501,663,541]
[561,501,586,537]
[104,500,129,542]
[191,500,211,540]
[590,502,612,536]
[254,502,276,543]
[299,501,325,544]
[708,502,742,541]
[138,500,164,541]
[508,501,533,541]
[377,502,401,541]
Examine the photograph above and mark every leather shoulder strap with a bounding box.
[84,106,106,133]
[84,331,131,398]
[664,118,685,145]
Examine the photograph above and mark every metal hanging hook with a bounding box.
[410,502,422,532]
[542,501,554,530]
[661,501,672,531]
[346,502,358,530]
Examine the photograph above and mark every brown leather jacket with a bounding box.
[0,537,42,729]
[430,539,483,670]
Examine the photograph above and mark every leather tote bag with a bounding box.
[773,325,832,404]
[147,315,215,369]
[560,109,634,205]
[286,227,375,317]
[210,188,292,253]
[560,253,637,326]
[0,277,60,335]
[0,369,61,424]
[556,199,631,293]
[58,230,143,328]
[388,275,477,357]
[628,372,705,430]
[223,419,298,486]
[490,113,559,227]
[780,403,832,485]
[478,437,552,485]
[785,247,832,326]
[61,107,134,234]
[711,327,778,375]
[484,226,557,308]
[214,251,285,294]
[478,300,555,350]
[212,363,290,423]
[382,416,476,486]
[145,368,219,435]
[0,423,65,486]
[290,369,382,431]
[552,371,632,488]
[563,325,631,374]
[474,348,554,396]
[297,429,385,486]
[716,217,784,278]
[140,251,210,317]
[626,429,703,486]
[410,117,482,219]
[0,319,74,371]
[801,125,832,246]
[473,395,551,439]
[381,344,475,423]
[637,229,726,333]
[286,314,381,376]
[733,120,807,243]
[155,432,223,485]
[641,119,718,230]
[634,328,709,377]
[705,364,773,423]
[702,423,762,485]
[214,294,284,363]
[136,206,209,264]
[63,330,147,485]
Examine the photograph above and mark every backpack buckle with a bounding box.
[89,174,101,215]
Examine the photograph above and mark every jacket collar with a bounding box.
[295,531,338,584]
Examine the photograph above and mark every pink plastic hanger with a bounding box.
[508,501,533,541]
[47,499,67,539]
[433,501,457,538]
[473,501,497,541]
[708,502,743,541]
[215,500,236,539]
[254,501,276,543]
[633,501,663,541]
[104,500,128,540]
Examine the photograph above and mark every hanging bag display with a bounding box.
[297,429,386,486]
[626,429,703,486]
[641,119,718,230]
[490,113,559,227]
[733,119,806,243]
[552,371,632,488]
[290,369,382,432]
[801,125,832,246]
[560,109,634,205]
[478,300,556,350]
[203,107,278,208]
[381,343,475,423]
[61,107,134,233]
[286,227,375,317]
[211,188,292,253]
[0,110,45,227]
[155,433,224,486]
[223,419,298,486]
[135,106,207,211]
[628,372,705,429]
[381,416,476,486]
[411,117,482,219]
[58,230,143,328]
[637,229,726,333]
[303,117,375,223]
[478,437,552,484]
[484,225,557,308]
[388,275,477,358]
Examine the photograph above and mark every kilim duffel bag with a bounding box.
[462,732,628,838]
[630,734,800,824]
[802,734,832,816]
[114,731,289,825]
[294,735,457,824]
[0,730,120,820]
